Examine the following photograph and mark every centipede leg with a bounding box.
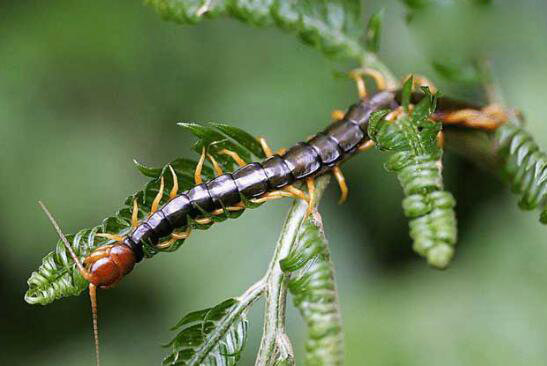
[349,70,367,100]
[349,67,388,100]
[207,153,223,176]
[332,166,349,204]
[283,185,309,202]
[194,217,213,225]
[195,147,206,185]
[156,227,192,249]
[362,67,387,91]
[441,105,507,131]
[150,176,164,215]
[330,108,349,204]
[131,199,139,228]
[437,131,445,148]
[168,165,179,200]
[210,203,245,216]
[306,178,315,216]
[95,233,125,242]
[331,109,346,122]
[358,140,375,152]
[276,147,287,156]
[219,149,247,167]
[258,136,288,157]
[250,191,295,204]
[258,137,274,158]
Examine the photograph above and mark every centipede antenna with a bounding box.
[39,201,101,366]
[38,201,90,278]
[89,283,101,366]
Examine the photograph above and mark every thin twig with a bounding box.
[255,176,331,366]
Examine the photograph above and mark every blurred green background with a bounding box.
[1,1,546,365]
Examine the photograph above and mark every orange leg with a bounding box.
[330,108,351,203]
[276,147,287,156]
[332,166,348,204]
[131,199,139,228]
[358,140,375,152]
[195,147,207,185]
[219,149,247,167]
[349,70,367,99]
[349,67,388,100]
[306,178,315,216]
[208,154,223,176]
[150,176,164,215]
[283,185,309,202]
[362,67,387,91]
[258,137,274,158]
[437,131,445,148]
[95,233,125,242]
[331,109,346,122]
[441,104,507,130]
[156,227,192,249]
[250,190,295,204]
[168,165,179,200]
[194,217,213,225]
[83,245,113,265]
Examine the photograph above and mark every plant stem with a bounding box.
[255,176,331,366]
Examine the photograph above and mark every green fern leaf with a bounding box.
[280,215,344,366]
[163,298,249,366]
[496,123,547,224]
[25,123,264,305]
[368,88,458,269]
[145,0,366,59]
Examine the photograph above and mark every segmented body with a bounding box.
[368,90,457,268]
[123,91,397,262]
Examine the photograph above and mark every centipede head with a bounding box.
[84,243,136,288]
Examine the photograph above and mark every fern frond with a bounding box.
[25,123,264,305]
[496,123,547,224]
[163,298,248,366]
[145,0,366,60]
[368,84,458,269]
[280,214,344,366]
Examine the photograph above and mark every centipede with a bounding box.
[30,72,509,365]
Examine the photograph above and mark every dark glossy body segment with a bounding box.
[127,91,396,260]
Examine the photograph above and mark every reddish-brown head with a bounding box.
[84,244,136,288]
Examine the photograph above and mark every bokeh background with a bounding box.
[1,1,546,365]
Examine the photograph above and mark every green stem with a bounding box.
[255,176,331,366]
